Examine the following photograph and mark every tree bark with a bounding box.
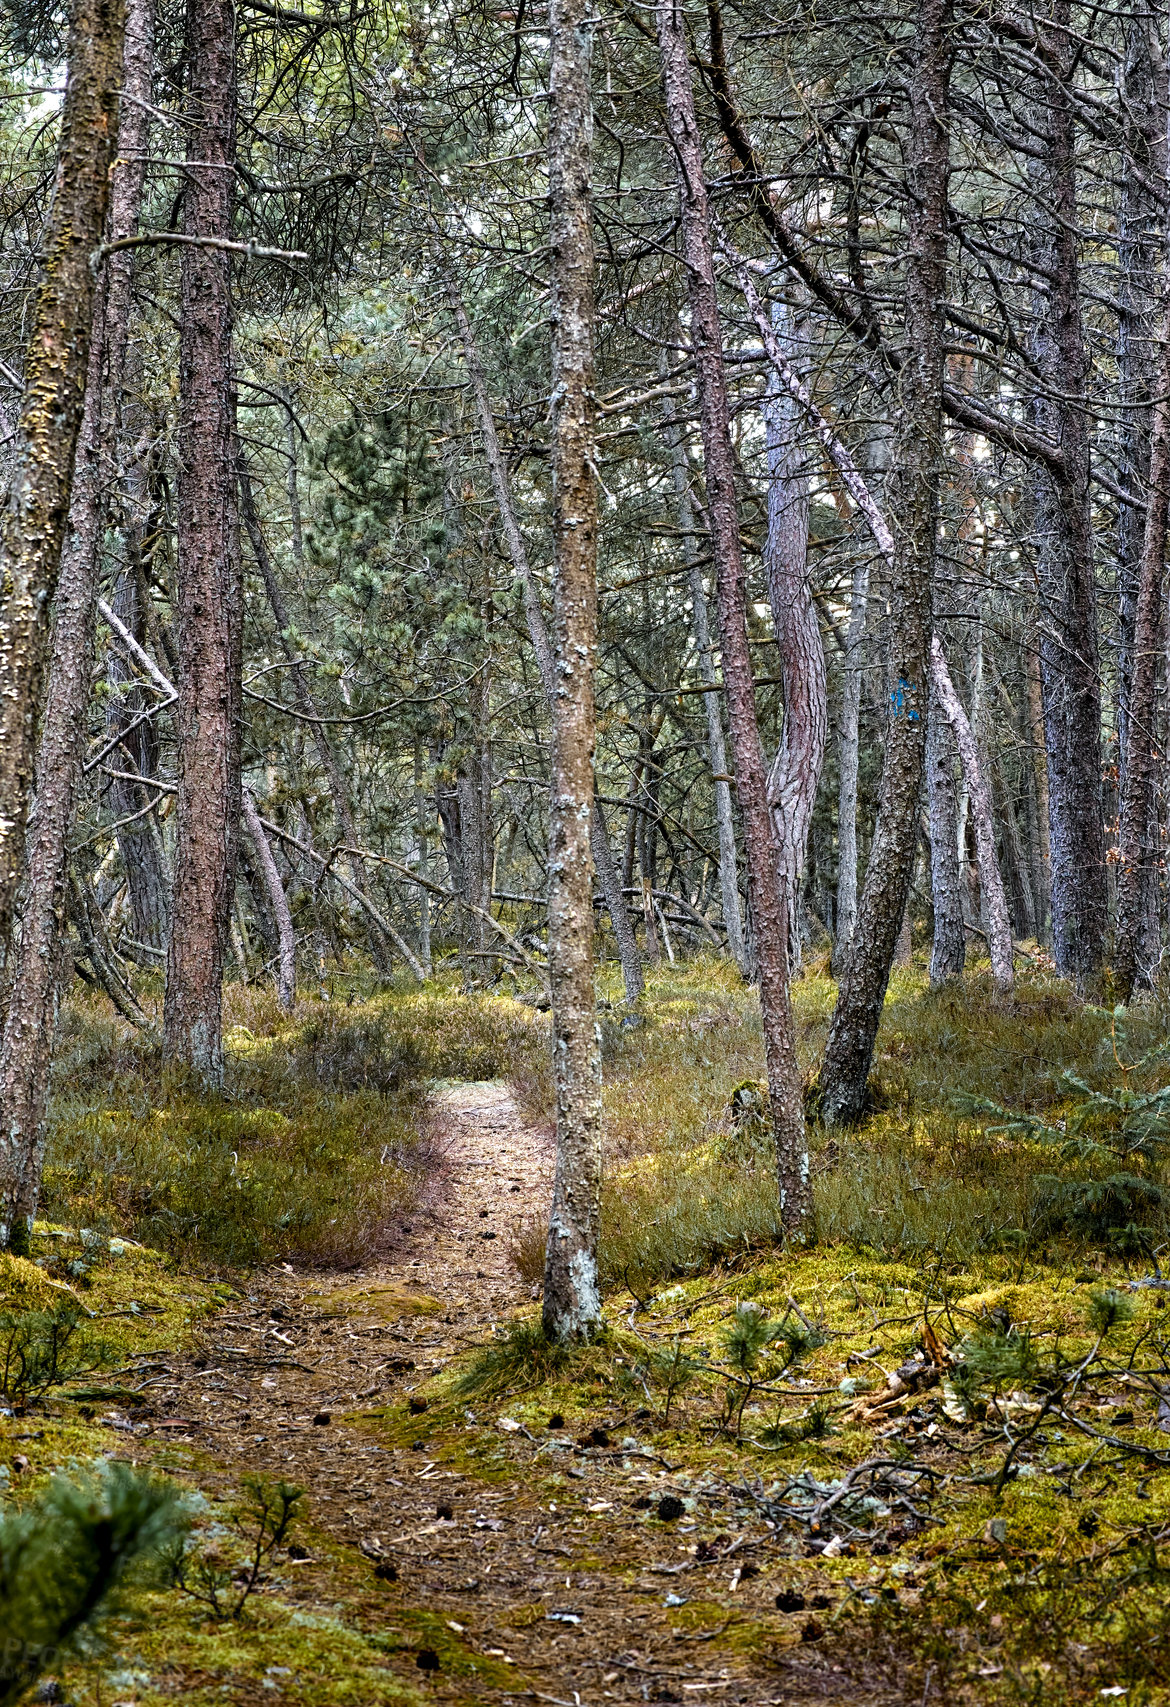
[542,0,604,1341]
[0,0,150,1252]
[926,684,965,984]
[761,301,826,970]
[930,635,1013,989]
[242,790,295,1011]
[660,383,747,973]
[819,0,952,1126]
[658,0,808,1231]
[446,276,645,1003]
[163,0,241,1088]
[0,0,127,964]
[1026,2,1107,986]
[1116,272,1170,1000]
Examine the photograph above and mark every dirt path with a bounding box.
[159,1082,871,1706]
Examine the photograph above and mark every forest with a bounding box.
[2,0,1170,1697]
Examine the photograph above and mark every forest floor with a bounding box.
[116,1077,886,1706]
[9,964,1170,1705]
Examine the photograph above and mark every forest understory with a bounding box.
[3,958,1170,1707]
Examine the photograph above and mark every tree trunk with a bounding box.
[0,0,128,963]
[930,636,1013,990]
[658,0,808,1231]
[236,460,401,978]
[820,0,952,1126]
[0,0,150,1252]
[662,391,747,973]
[163,0,241,1088]
[1027,3,1107,987]
[761,302,826,971]
[446,276,644,1003]
[242,790,295,1011]
[1116,285,1170,1000]
[927,684,965,985]
[541,0,604,1341]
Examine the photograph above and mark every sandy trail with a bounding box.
[159,1083,869,1706]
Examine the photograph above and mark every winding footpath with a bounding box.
[158,1082,886,1705]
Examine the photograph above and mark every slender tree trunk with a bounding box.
[446,276,644,1002]
[820,0,952,1126]
[0,0,127,962]
[658,0,808,1230]
[834,553,870,973]
[163,0,241,1087]
[0,0,150,1252]
[930,636,1013,989]
[242,791,295,1011]
[661,384,747,973]
[1027,4,1107,987]
[542,0,604,1341]
[1117,9,1163,781]
[761,302,826,971]
[927,684,965,985]
[1116,288,1170,999]
[236,461,401,977]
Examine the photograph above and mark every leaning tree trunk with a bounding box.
[163,0,241,1088]
[930,635,1013,989]
[541,0,604,1342]
[446,276,645,1003]
[0,0,150,1253]
[658,0,808,1232]
[242,790,296,1011]
[1026,3,1106,988]
[819,0,952,1126]
[0,0,127,966]
[761,301,826,970]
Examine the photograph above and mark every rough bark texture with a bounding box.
[0,0,127,963]
[820,0,951,1127]
[658,0,808,1231]
[1027,3,1107,985]
[926,684,965,983]
[761,304,826,969]
[242,791,295,1011]
[163,0,241,1087]
[542,0,604,1341]
[448,277,644,1003]
[0,0,150,1251]
[1116,275,1170,999]
[661,383,746,973]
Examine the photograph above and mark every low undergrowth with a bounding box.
[43,982,549,1270]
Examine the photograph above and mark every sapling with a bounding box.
[0,1459,182,1705]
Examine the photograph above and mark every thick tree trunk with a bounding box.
[0,0,127,963]
[242,791,295,1011]
[542,0,604,1341]
[834,553,870,972]
[0,0,150,1252]
[658,0,808,1231]
[661,384,747,973]
[163,0,241,1087]
[1027,4,1107,987]
[761,302,826,970]
[926,685,965,984]
[446,277,644,1003]
[819,0,952,1126]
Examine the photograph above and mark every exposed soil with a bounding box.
[150,1082,896,1705]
